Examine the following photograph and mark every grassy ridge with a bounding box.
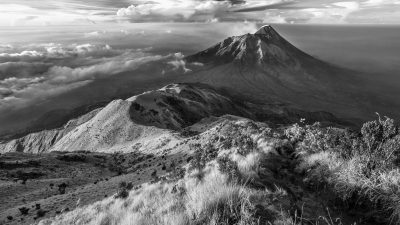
[38,116,400,225]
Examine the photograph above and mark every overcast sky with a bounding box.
[0,0,399,26]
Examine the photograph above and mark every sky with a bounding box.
[0,0,399,26]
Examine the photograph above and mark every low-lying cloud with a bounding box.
[0,43,168,112]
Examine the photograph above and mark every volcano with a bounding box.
[184,25,397,123]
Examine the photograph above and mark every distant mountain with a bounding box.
[184,25,399,123]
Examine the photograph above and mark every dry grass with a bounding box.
[39,118,362,225]
[296,131,400,224]
[39,161,268,225]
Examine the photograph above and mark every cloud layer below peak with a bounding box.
[0,43,172,112]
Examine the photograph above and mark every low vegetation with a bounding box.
[290,115,400,224]
[37,116,400,225]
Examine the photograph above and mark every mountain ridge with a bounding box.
[0,83,348,153]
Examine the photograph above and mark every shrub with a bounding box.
[58,183,67,194]
[188,143,218,174]
[19,207,29,215]
[234,135,256,155]
[115,182,133,199]
[358,116,399,170]
[151,169,158,179]
[295,115,400,224]
[36,209,46,218]
[217,156,241,182]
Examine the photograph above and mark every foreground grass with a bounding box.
[38,166,292,225]
[37,119,303,225]
[38,116,400,225]
[289,116,400,224]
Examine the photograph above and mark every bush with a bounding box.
[188,143,218,174]
[36,209,46,218]
[234,135,256,155]
[217,156,241,182]
[19,207,29,215]
[151,169,158,180]
[358,116,399,170]
[115,181,133,199]
[295,115,400,224]
[58,183,67,194]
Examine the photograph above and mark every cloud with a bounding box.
[0,43,118,63]
[84,30,131,38]
[47,53,163,84]
[0,1,118,26]
[116,0,396,24]
[0,76,44,91]
[1,0,400,25]
[0,50,45,61]
[333,1,360,10]
[260,1,364,24]
[224,21,258,35]
[0,80,90,111]
[116,0,235,22]
[167,53,192,73]
[0,62,51,79]
[0,76,45,100]
[0,42,167,113]
[362,0,400,7]
[163,52,205,74]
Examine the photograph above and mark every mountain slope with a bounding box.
[184,25,398,122]
[1,83,252,153]
[0,83,346,153]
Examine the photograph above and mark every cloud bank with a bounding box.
[0,43,168,111]
[114,0,400,24]
[1,0,399,26]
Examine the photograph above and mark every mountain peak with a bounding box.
[254,25,280,38]
[255,25,273,34]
